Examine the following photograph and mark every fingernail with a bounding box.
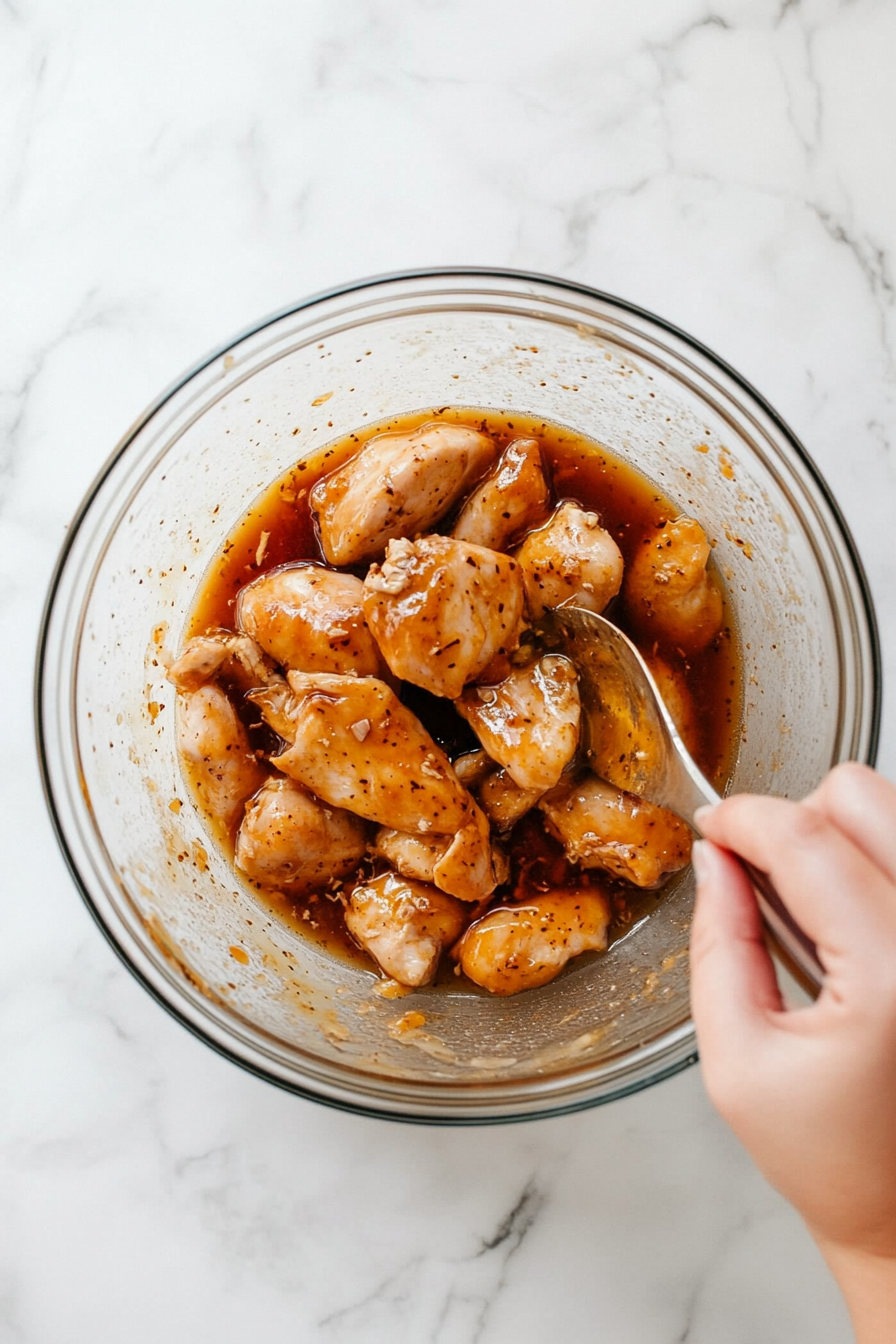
[694,804,716,830]
[692,839,710,885]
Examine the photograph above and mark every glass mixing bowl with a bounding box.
[37,270,880,1122]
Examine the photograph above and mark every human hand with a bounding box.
[690,764,896,1340]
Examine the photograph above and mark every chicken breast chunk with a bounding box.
[374,813,509,900]
[515,501,623,618]
[249,672,499,900]
[455,890,610,996]
[452,437,550,551]
[345,873,468,987]
[373,828,451,884]
[251,672,469,833]
[452,749,494,790]
[311,421,497,566]
[456,654,580,793]
[176,684,268,829]
[167,629,274,693]
[235,777,367,887]
[237,562,385,676]
[539,774,691,887]
[362,535,525,699]
[478,768,544,832]
[624,517,723,653]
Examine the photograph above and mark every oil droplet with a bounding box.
[374,978,412,1000]
[390,1010,427,1035]
[229,945,249,965]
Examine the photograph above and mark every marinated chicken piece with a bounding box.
[452,749,494,789]
[456,655,580,793]
[250,672,498,900]
[242,676,301,744]
[254,672,467,831]
[624,517,723,653]
[455,890,610,996]
[237,563,385,677]
[176,684,268,829]
[373,828,451,883]
[540,775,691,887]
[235,777,367,887]
[452,437,550,551]
[428,800,501,902]
[363,535,525,699]
[515,501,623,618]
[345,873,468,987]
[478,768,544,832]
[644,652,700,759]
[374,815,510,897]
[167,629,274,693]
[311,421,497,566]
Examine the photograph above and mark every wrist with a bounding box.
[815,1238,896,1344]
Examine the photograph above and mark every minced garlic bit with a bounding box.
[255,530,270,567]
[349,718,371,741]
[365,563,410,595]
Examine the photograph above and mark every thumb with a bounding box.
[690,840,783,1077]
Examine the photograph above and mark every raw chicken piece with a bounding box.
[362,535,525,699]
[624,517,723,653]
[374,807,509,902]
[515,501,623,618]
[452,437,550,550]
[455,890,610,996]
[249,672,499,900]
[245,677,497,897]
[345,872,468,987]
[176,684,268,829]
[456,655,580,793]
[252,672,468,832]
[237,562,384,676]
[167,629,274,693]
[373,828,451,883]
[429,801,499,903]
[235,777,366,887]
[311,421,497,566]
[540,775,691,887]
[478,768,544,832]
[452,749,494,789]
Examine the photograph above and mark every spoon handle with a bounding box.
[667,756,825,997]
[741,860,824,998]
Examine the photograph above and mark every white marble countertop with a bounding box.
[3,1,894,1339]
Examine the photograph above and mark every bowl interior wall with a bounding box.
[57,281,862,1112]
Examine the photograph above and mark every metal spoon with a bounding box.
[546,605,825,996]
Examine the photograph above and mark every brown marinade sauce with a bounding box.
[185,407,740,971]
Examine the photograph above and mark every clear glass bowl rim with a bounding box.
[35,267,882,1124]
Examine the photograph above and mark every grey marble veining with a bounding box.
[1,0,891,1339]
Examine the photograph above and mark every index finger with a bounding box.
[695,794,896,968]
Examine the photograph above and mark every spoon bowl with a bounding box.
[547,605,825,996]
